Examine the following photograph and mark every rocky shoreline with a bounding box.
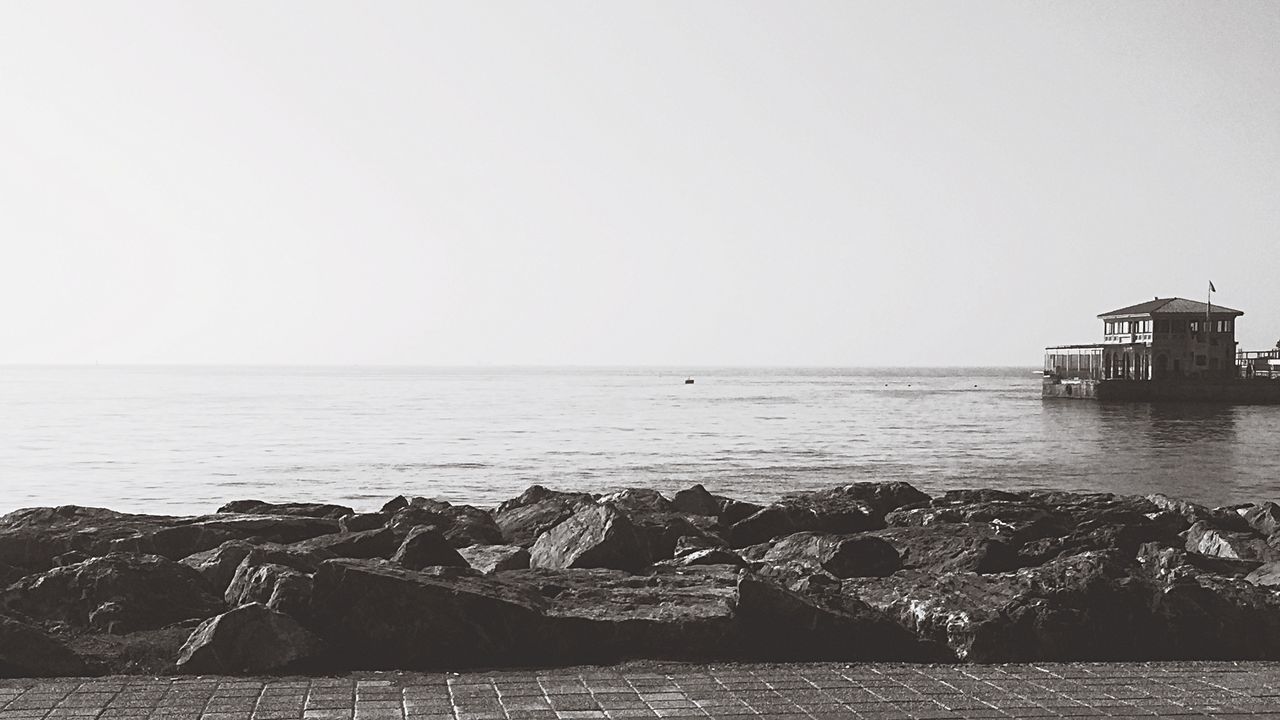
[3,482,1280,677]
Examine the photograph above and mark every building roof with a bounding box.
[1098,297,1243,318]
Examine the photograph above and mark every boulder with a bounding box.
[674,534,728,556]
[180,540,255,595]
[1245,562,1280,587]
[107,514,343,560]
[1185,521,1280,563]
[289,527,400,560]
[386,504,503,548]
[1146,493,1250,531]
[599,488,673,514]
[225,561,312,620]
[176,603,330,674]
[1137,543,1261,580]
[867,524,1018,574]
[309,558,544,668]
[0,506,181,570]
[1,553,224,634]
[1241,502,1280,538]
[459,544,531,574]
[657,548,747,568]
[1149,571,1280,659]
[529,504,648,572]
[0,563,27,589]
[503,566,740,663]
[734,574,932,661]
[0,615,86,678]
[391,527,469,570]
[844,551,1152,662]
[729,483,928,548]
[494,486,596,546]
[340,512,392,533]
[381,496,409,512]
[763,532,901,578]
[670,484,720,516]
[216,500,354,519]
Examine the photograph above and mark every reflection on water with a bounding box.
[0,366,1277,514]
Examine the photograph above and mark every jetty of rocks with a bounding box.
[3,482,1280,677]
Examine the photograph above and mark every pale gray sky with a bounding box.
[2,1,1277,366]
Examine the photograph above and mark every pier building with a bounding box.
[1042,296,1280,403]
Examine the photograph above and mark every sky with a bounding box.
[1,1,1278,366]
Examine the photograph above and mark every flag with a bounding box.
[1210,281,1216,293]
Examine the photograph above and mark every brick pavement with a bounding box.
[1,662,1278,720]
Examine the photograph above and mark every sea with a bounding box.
[2,366,1278,516]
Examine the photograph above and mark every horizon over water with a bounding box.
[2,365,1279,515]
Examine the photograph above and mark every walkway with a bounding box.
[2,662,1279,720]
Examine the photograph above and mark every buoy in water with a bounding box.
[684,378,695,384]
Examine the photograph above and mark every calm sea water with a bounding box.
[1,366,1278,515]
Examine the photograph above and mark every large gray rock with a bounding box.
[309,558,544,669]
[502,566,740,663]
[1241,502,1280,537]
[0,506,181,570]
[529,504,648,572]
[1185,521,1280,563]
[494,486,596,546]
[176,603,329,674]
[845,551,1151,662]
[106,514,343,560]
[391,527,468,570]
[734,574,932,661]
[729,482,929,548]
[1245,562,1280,587]
[289,527,400,560]
[180,540,256,595]
[763,532,901,578]
[459,544,531,574]
[1,553,224,634]
[216,500,354,519]
[224,561,312,621]
[1149,569,1280,659]
[0,615,85,677]
[386,502,504,548]
[867,524,1019,574]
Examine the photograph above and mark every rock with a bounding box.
[107,514,343,560]
[504,566,741,663]
[309,558,544,668]
[289,527,401,560]
[1,553,224,634]
[529,504,648,572]
[628,512,723,563]
[670,484,720,516]
[391,527,469,570]
[1137,543,1261,580]
[599,488,672,514]
[176,603,329,674]
[216,500,354,519]
[867,524,1019,574]
[1241,502,1280,537]
[0,615,86,677]
[1245,562,1280,587]
[764,532,901,578]
[494,486,596,546]
[438,505,504,547]
[715,496,765,526]
[734,574,931,661]
[1149,570,1280,659]
[381,496,409,512]
[340,512,391,533]
[887,491,1186,566]
[0,563,27,589]
[674,534,727,556]
[658,548,747,568]
[0,506,181,570]
[386,504,503,548]
[1146,493,1251,531]
[459,545,530,574]
[1185,521,1280,563]
[225,561,310,611]
[728,482,928,548]
[181,540,256,595]
[844,551,1152,662]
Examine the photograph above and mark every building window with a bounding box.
[1196,355,1207,366]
